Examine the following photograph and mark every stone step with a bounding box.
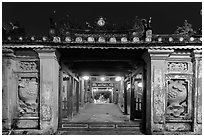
[60,122,140,131]
[57,130,144,135]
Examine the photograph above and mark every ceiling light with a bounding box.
[138,82,143,88]
[115,76,122,82]
[100,77,105,81]
[82,76,89,80]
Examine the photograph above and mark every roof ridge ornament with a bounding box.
[97,17,106,27]
[175,20,196,36]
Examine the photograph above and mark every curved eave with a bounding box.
[2,41,202,50]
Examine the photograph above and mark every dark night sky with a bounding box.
[2,2,202,36]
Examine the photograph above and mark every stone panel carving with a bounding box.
[165,123,192,132]
[18,77,38,117]
[41,105,52,121]
[165,75,192,121]
[167,80,187,118]
[16,59,39,129]
[18,61,37,72]
[167,62,188,72]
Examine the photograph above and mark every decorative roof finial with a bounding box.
[97,17,105,27]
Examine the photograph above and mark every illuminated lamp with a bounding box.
[42,36,47,41]
[158,37,162,42]
[7,36,11,41]
[179,37,184,42]
[19,37,23,41]
[110,37,117,43]
[65,37,71,42]
[115,76,122,82]
[100,77,105,81]
[127,83,131,90]
[121,37,127,43]
[53,36,61,42]
[190,37,194,41]
[138,82,143,88]
[133,37,140,43]
[169,37,173,42]
[88,37,94,42]
[98,37,105,43]
[75,37,82,42]
[82,76,89,80]
[31,36,35,41]
[200,37,202,41]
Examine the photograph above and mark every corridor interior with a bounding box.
[58,48,146,134]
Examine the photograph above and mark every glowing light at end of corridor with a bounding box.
[82,76,89,80]
[138,82,143,88]
[100,77,105,81]
[115,76,122,82]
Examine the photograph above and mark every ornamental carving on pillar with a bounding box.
[41,105,52,121]
[18,61,38,72]
[18,77,38,117]
[167,62,188,72]
[166,80,187,118]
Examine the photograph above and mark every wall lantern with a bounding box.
[115,76,122,82]
[200,37,202,41]
[82,76,89,80]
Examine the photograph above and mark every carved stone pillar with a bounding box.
[2,49,17,130]
[143,49,174,134]
[192,50,202,134]
[36,49,60,134]
[165,51,193,133]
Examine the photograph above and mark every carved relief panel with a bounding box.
[165,75,192,121]
[15,59,39,128]
[167,62,192,74]
[18,76,39,117]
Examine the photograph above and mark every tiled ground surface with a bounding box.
[69,103,130,123]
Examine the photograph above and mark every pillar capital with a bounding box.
[192,49,202,59]
[35,48,60,61]
[2,48,15,58]
[148,49,174,60]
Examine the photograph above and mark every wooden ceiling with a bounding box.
[59,48,145,76]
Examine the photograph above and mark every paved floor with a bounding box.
[59,103,144,135]
[69,103,130,123]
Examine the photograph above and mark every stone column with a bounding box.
[143,49,174,134]
[2,49,17,130]
[36,49,60,134]
[192,50,202,134]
